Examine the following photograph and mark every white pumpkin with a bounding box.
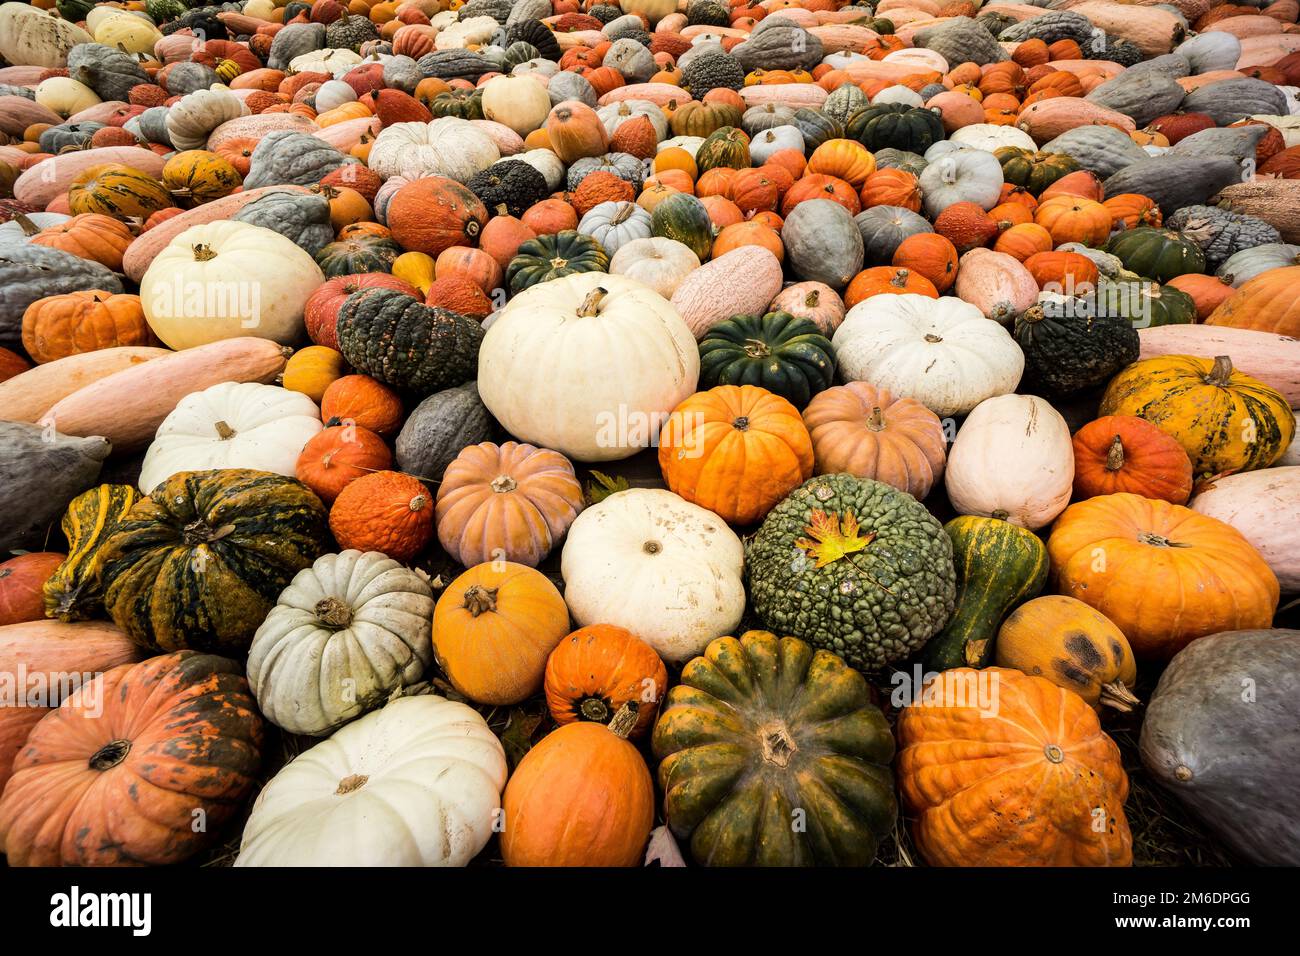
[947,123,1036,153]
[138,381,323,493]
[247,550,435,736]
[93,12,162,55]
[1190,467,1300,592]
[367,117,500,183]
[597,99,668,141]
[314,79,359,113]
[435,15,499,50]
[578,200,653,256]
[34,77,100,118]
[882,47,948,74]
[657,135,704,157]
[608,236,700,298]
[832,294,1025,417]
[478,272,699,462]
[509,147,566,191]
[288,48,363,75]
[165,87,248,152]
[234,696,507,867]
[944,394,1075,530]
[872,85,923,107]
[560,488,746,662]
[0,212,70,245]
[511,58,559,78]
[480,74,552,136]
[0,2,93,68]
[919,147,1004,216]
[749,124,805,164]
[140,220,324,351]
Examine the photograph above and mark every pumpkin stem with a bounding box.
[923,333,943,343]
[577,287,608,317]
[1105,436,1125,472]
[990,509,1010,521]
[733,415,749,431]
[335,773,368,795]
[89,739,132,772]
[642,540,662,555]
[742,337,771,358]
[758,719,798,767]
[1020,305,1045,325]
[408,493,428,512]
[606,702,639,739]
[804,289,819,307]
[214,420,236,440]
[1099,680,1140,713]
[315,597,353,629]
[192,243,217,262]
[1138,531,1191,548]
[12,212,39,237]
[1205,354,1234,386]
[490,474,517,493]
[462,584,499,617]
[866,406,886,432]
[1043,744,1065,764]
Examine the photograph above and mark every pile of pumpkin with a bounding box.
[0,0,1299,869]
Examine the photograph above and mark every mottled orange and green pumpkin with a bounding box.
[160,149,244,207]
[43,483,139,622]
[67,162,174,221]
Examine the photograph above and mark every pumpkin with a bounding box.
[100,469,330,655]
[0,707,48,797]
[67,162,173,221]
[161,149,243,207]
[995,147,1079,195]
[246,550,433,736]
[21,290,154,365]
[394,381,492,483]
[650,191,715,262]
[1189,468,1300,593]
[546,100,610,163]
[432,561,570,706]
[0,651,263,867]
[235,695,506,866]
[295,424,392,504]
[652,630,898,866]
[0,552,64,627]
[1048,493,1279,660]
[891,232,957,291]
[897,667,1132,866]
[1206,264,1300,336]
[543,623,667,741]
[28,213,133,271]
[507,229,610,294]
[42,484,139,623]
[386,175,489,256]
[607,236,700,298]
[303,273,418,351]
[1013,301,1139,397]
[1072,415,1193,504]
[316,234,403,277]
[695,310,833,411]
[1098,355,1295,478]
[1034,195,1111,247]
[329,470,433,562]
[996,595,1139,713]
[1105,227,1207,283]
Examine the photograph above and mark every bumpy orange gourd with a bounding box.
[21,291,155,364]
[328,470,433,561]
[543,624,668,738]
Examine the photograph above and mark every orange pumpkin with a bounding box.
[431,561,570,706]
[319,374,403,436]
[711,221,784,261]
[543,624,668,738]
[844,266,938,307]
[893,233,959,292]
[1206,265,1300,336]
[1039,170,1104,203]
[781,173,860,216]
[805,138,876,189]
[1165,273,1234,321]
[295,424,392,504]
[1101,192,1161,230]
[1023,250,1098,293]
[934,201,1000,252]
[28,214,133,271]
[729,167,781,214]
[658,385,814,526]
[546,101,610,163]
[21,291,154,364]
[386,176,488,256]
[522,197,579,234]
[328,470,433,562]
[1033,195,1111,247]
[0,553,65,626]
[1071,416,1194,504]
[1047,493,1280,659]
[694,167,737,200]
[765,148,807,180]
[859,167,922,211]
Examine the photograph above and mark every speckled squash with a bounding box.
[43,483,139,623]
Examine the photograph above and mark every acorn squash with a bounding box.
[506,230,609,295]
[697,311,835,410]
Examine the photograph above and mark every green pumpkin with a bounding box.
[698,310,835,409]
[429,89,485,120]
[652,630,897,866]
[506,230,609,294]
[336,286,484,395]
[845,103,944,154]
[921,516,1049,671]
[650,192,714,261]
[694,126,751,174]
[994,147,1079,195]
[1104,226,1206,282]
[1013,300,1140,396]
[43,484,139,622]
[56,0,96,22]
[1091,279,1198,328]
[314,235,403,277]
[100,469,330,655]
[790,107,843,151]
[746,474,957,673]
[145,0,187,22]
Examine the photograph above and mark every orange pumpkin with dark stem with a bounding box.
[544,624,668,738]
[695,167,736,200]
[1071,416,1193,504]
[781,174,859,216]
[21,291,155,364]
[432,562,570,705]
[994,223,1052,264]
[1033,195,1111,246]
[657,385,813,526]
[897,667,1132,867]
[729,167,781,213]
[385,176,488,256]
[295,424,393,504]
[0,553,65,626]
[893,233,958,292]
[1047,493,1279,660]
[425,275,493,317]
[328,470,433,561]
[479,214,536,270]
[1102,193,1161,230]
[844,266,938,307]
[320,374,404,436]
[546,101,609,163]
[501,705,655,867]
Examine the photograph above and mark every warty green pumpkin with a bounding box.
[43,483,139,623]
[1014,300,1140,396]
[697,311,835,410]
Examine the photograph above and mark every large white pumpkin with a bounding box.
[140,220,324,350]
[478,272,699,462]
[138,381,323,493]
[480,75,551,137]
[366,117,500,183]
[832,294,1025,417]
[0,2,93,69]
[944,394,1075,529]
[1190,467,1300,592]
[246,550,435,736]
[235,696,507,867]
[560,488,745,662]
[919,147,1004,216]
[608,237,700,298]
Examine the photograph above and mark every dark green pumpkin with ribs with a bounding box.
[99,469,329,655]
[314,234,403,277]
[429,89,485,120]
[1091,278,1197,328]
[994,147,1079,195]
[845,103,944,154]
[652,629,897,866]
[1013,300,1140,396]
[698,310,834,410]
[336,286,484,394]
[506,229,609,294]
[1104,226,1206,282]
[791,107,843,151]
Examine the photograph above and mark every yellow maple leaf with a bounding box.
[795,510,875,569]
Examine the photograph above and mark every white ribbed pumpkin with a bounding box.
[165,87,248,151]
[367,117,500,183]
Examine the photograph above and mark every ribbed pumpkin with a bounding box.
[21,290,154,364]
[431,562,570,706]
[1105,227,1206,283]
[696,311,834,410]
[695,126,751,174]
[658,385,814,526]
[1206,264,1300,336]
[1048,493,1280,660]
[800,382,946,501]
[1098,355,1295,477]
[806,138,877,189]
[28,214,134,271]
[1033,195,1111,247]
[544,624,668,739]
[329,470,433,562]
[43,484,139,623]
[435,441,585,568]
[892,232,958,292]
[67,163,173,220]
[1102,193,1161,230]
[294,424,393,504]
[1071,415,1193,504]
[859,167,922,211]
[161,149,243,207]
[0,553,64,626]
[995,147,1078,195]
[897,667,1132,866]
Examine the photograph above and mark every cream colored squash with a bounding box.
[947,123,1036,153]
[366,117,500,183]
[620,0,679,25]
[0,2,93,69]
[832,293,1025,417]
[246,550,435,737]
[480,75,552,137]
[289,47,363,75]
[1190,467,1300,592]
[314,79,359,114]
[511,147,566,192]
[597,100,669,141]
[919,147,1004,216]
[137,381,323,493]
[435,15,499,50]
[140,220,324,351]
[608,237,700,298]
[93,13,162,56]
[34,77,101,118]
[234,696,507,867]
[945,394,1075,529]
[560,488,746,662]
[478,272,699,462]
[165,87,249,152]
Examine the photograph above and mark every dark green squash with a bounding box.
[694,126,751,174]
[336,286,484,394]
[790,107,843,152]
[650,192,714,262]
[921,516,1049,671]
[697,311,834,410]
[845,103,945,154]
[56,0,96,22]
[43,484,140,623]
[1091,279,1197,328]
[314,235,403,277]
[429,88,485,120]
[99,469,330,655]
[1140,628,1300,866]
[652,629,897,866]
[506,230,609,294]
[1013,300,1140,396]
[466,160,549,219]
[994,147,1079,195]
[1104,226,1207,282]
